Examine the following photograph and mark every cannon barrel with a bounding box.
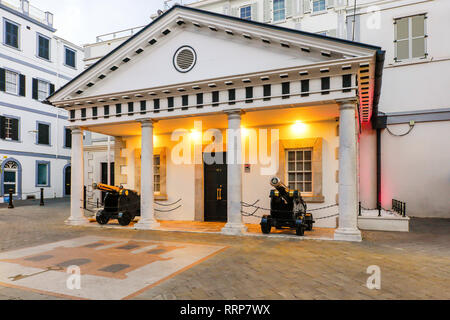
[92,183,122,194]
[270,177,291,203]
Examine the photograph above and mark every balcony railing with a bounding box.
[96,26,145,43]
[0,0,53,27]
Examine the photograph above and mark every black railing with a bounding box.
[392,199,406,217]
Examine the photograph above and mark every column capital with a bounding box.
[68,126,83,134]
[225,109,245,118]
[336,98,358,110]
[137,118,158,127]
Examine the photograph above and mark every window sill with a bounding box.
[2,43,20,51]
[303,195,325,203]
[35,55,52,63]
[388,57,431,68]
[155,194,168,201]
[63,63,77,70]
[310,10,328,17]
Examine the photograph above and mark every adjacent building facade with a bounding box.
[186,0,450,218]
[0,0,84,202]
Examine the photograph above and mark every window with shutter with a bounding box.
[212,91,219,107]
[4,20,19,49]
[321,77,330,95]
[128,102,134,115]
[228,89,236,105]
[140,101,146,114]
[313,0,326,12]
[168,97,174,111]
[303,0,311,14]
[263,84,271,101]
[246,87,253,103]
[182,95,189,110]
[19,74,25,97]
[301,80,310,96]
[251,3,259,21]
[37,123,50,145]
[65,47,76,68]
[36,79,50,101]
[154,99,160,113]
[282,82,290,99]
[240,6,252,20]
[1,117,19,141]
[395,15,427,61]
[5,70,19,95]
[37,34,50,60]
[0,68,5,92]
[65,128,72,148]
[197,93,204,108]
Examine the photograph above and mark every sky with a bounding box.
[30,0,198,46]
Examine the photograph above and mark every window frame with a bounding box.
[4,68,19,95]
[154,154,161,194]
[37,78,50,101]
[2,160,20,196]
[286,148,314,196]
[273,0,286,22]
[394,14,427,62]
[240,5,252,20]
[64,46,77,69]
[35,160,51,188]
[36,33,51,61]
[3,18,20,50]
[2,114,20,142]
[64,127,72,149]
[36,121,51,146]
[312,0,327,13]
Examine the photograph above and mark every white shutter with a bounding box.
[294,0,303,16]
[251,3,259,21]
[231,7,239,17]
[327,0,335,8]
[286,0,294,18]
[263,0,272,22]
[303,0,311,14]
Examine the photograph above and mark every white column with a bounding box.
[334,100,362,242]
[222,111,247,235]
[66,127,88,226]
[135,120,160,230]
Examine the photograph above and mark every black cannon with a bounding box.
[260,177,314,236]
[93,183,140,226]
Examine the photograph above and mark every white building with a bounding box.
[185,0,450,219]
[0,0,84,202]
[49,5,385,241]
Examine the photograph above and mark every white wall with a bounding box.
[0,6,84,201]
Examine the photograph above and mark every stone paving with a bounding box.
[0,200,449,300]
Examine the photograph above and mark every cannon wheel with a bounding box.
[296,224,305,236]
[261,218,272,234]
[118,212,133,226]
[306,222,313,231]
[96,210,110,225]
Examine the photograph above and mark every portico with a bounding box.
[47,5,384,241]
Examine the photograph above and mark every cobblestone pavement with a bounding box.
[0,200,449,300]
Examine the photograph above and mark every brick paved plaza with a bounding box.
[0,200,449,300]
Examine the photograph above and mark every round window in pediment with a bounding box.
[173,46,197,73]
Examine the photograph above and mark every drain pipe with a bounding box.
[376,127,381,216]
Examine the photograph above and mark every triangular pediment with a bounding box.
[48,5,380,104]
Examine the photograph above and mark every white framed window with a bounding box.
[273,0,286,22]
[313,0,326,13]
[3,19,19,49]
[37,33,50,60]
[395,14,427,61]
[286,149,313,194]
[5,69,18,94]
[64,46,76,68]
[154,155,161,194]
[240,5,252,20]
[36,161,50,187]
[37,79,50,101]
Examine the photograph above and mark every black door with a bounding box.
[101,162,115,203]
[204,153,227,222]
[64,166,71,196]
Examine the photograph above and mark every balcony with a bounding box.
[0,0,53,27]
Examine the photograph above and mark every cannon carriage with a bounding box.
[260,177,315,236]
[93,183,141,226]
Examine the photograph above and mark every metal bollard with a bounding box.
[83,186,87,209]
[40,188,45,206]
[358,202,361,216]
[97,198,99,208]
[8,189,14,209]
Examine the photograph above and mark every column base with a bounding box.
[334,228,362,242]
[221,223,248,236]
[65,216,90,226]
[135,219,160,230]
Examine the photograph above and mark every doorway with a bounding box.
[203,152,227,222]
[101,162,115,203]
[64,165,71,196]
